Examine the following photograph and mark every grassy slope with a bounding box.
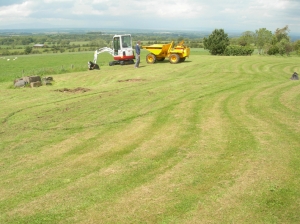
[0,51,300,223]
[0,51,114,82]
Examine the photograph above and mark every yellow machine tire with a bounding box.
[180,57,186,62]
[146,53,156,64]
[169,54,180,64]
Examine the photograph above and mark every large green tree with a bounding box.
[277,39,293,56]
[203,29,229,55]
[238,31,255,46]
[255,28,273,54]
[24,46,32,55]
[275,25,290,42]
[294,40,300,55]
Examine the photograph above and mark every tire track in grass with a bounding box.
[63,96,205,223]
[265,57,300,77]
[179,57,287,222]
[272,83,300,132]
[2,100,190,223]
[2,58,245,133]
[0,68,247,181]
[97,81,255,223]
[248,82,300,139]
[159,84,255,223]
[279,84,300,114]
[0,108,161,211]
[251,60,266,74]
[242,81,300,222]
[180,60,300,223]
[241,58,257,75]
[183,81,274,223]
[195,64,299,223]
[4,70,246,222]
[0,71,183,129]
[3,56,298,223]
[95,68,258,222]
[209,80,300,222]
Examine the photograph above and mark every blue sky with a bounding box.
[0,0,299,34]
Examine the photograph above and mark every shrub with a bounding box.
[267,45,279,55]
[1,49,11,56]
[203,29,230,55]
[224,45,254,56]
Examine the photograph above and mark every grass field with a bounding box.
[0,51,104,82]
[0,51,300,223]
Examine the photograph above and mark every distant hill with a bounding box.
[0,28,299,41]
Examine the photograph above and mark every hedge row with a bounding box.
[224,45,254,56]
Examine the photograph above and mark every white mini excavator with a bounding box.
[94,34,135,66]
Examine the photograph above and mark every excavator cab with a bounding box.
[113,35,132,56]
[95,34,135,66]
[111,34,135,65]
[121,35,132,48]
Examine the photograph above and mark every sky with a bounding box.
[0,0,299,34]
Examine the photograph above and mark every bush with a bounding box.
[224,45,254,56]
[24,46,32,55]
[267,45,279,55]
[203,29,230,55]
[1,49,11,56]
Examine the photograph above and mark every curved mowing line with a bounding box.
[269,62,298,77]
[0,103,188,217]
[279,84,300,114]
[275,83,300,115]
[2,58,250,131]
[221,87,259,152]
[243,81,300,144]
[0,79,155,125]
[11,79,252,132]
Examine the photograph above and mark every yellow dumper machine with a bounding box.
[142,40,190,64]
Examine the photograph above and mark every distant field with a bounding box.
[69,41,91,46]
[0,49,209,82]
[0,51,111,82]
[0,53,299,223]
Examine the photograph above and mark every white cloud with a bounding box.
[255,0,289,9]
[44,0,72,2]
[154,2,203,18]
[0,1,34,17]
[0,0,299,33]
[221,8,236,14]
[71,4,104,15]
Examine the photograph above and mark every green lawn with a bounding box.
[0,52,299,223]
[0,51,111,82]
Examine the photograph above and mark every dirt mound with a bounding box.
[55,87,90,93]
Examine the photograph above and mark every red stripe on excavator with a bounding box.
[113,55,135,60]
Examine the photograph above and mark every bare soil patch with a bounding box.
[118,79,146,82]
[55,87,90,93]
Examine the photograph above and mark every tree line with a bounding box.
[204,25,300,56]
[0,26,299,56]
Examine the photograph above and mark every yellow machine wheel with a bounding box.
[169,54,180,64]
[146,53,156,64]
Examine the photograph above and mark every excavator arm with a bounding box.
[93,47,114,63]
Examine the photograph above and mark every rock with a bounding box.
[30,81,42,88]
[290,72,299,80]
[14,80,26,88]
